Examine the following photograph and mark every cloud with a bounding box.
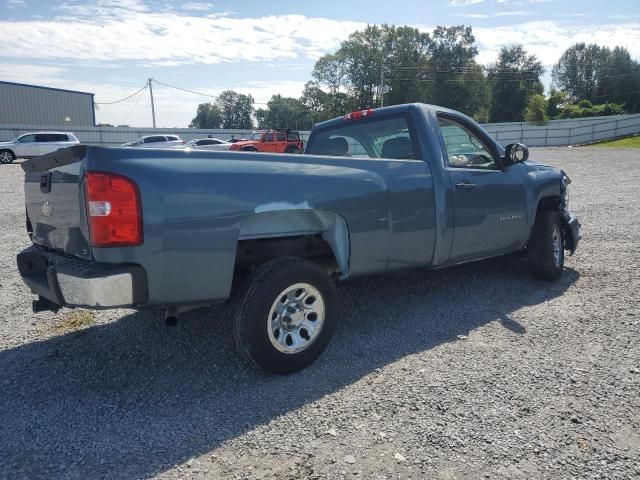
[455,11,532,18]
[181,2,215,10]
[6,0,26,8]
[449,0,485,5]
[472,20,640,65]
[0,2,363,66]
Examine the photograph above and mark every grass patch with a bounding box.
[588,135,640,148]
[51,310,95,333]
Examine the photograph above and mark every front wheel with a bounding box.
[528,210,564,280]
[233,257,338,374]
[0,150,15,164]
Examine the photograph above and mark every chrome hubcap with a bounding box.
[268,283,325,354]
[0,152,11,163]
[552,224,562,267]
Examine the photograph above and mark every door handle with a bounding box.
[455,182,476,191]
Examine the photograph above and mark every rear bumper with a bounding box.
[17,245,147,309]
[562,209,580,254]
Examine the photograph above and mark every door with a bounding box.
[13,134,40,158]
[438,114,528,263]
[261,132,277,152]
[35,133,68,155]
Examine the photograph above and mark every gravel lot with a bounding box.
[0,148,638,480]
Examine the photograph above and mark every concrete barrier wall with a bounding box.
[1,113,639,148]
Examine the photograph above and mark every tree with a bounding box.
[255,95,313,130]
[488,45,544,122]
[552,43,640,112]
[523,94,548,124]
[546,89,568,119]
[300,81,354,124]
[189,102,223,129]
[217,90,254,129]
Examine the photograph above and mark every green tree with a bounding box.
[488,45,544,122]
[523,94,548,124]
[546,88,568,119]
[552,43,640,112]
[189,102,223,129]
[217,90,254,129]
[255,95,313,130]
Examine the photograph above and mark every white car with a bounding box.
[0,132,79,164]
[121,135,184,148]
[181,138,233,151]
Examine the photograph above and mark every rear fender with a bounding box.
[238,208,350,276]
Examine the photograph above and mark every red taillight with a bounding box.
[84,172,143,247]
[343,109,374,121]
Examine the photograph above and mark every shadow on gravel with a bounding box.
[0,255,579,479]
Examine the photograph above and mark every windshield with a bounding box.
[185,139,198,146]
[249,132,263,141]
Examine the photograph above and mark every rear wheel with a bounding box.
[233,257,337,374]
[0,150,15,164]
[528,210,564,280]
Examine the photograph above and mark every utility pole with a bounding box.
[148,78,156,128]
[379,67,385,108]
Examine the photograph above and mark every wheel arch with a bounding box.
[235,208,350,280]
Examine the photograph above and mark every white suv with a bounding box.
[121,135,184,148]
[0,132,80,164]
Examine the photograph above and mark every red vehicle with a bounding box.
[229,129,304,153]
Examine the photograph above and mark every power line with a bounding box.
[95,84,148,105]
[152,78,269,105]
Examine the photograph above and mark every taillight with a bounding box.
[84,171,143,247]
[343,109,374,121]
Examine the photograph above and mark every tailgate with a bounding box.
[22,146,92,260]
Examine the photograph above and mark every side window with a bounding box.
[287,131,300,141]
[276,132,286,141]
[438,116,497,169]
[17,134,36,143]
[144,136,164,143]
[265,133,274,142]
[53,134,69,141]
[35,134,49,142]
[166,135,179,141]
[306,114,418,160]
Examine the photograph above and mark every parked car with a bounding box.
[181,138,233,151]
[16,103,579,374]
[121,135,184,148]
[229,129,303,153]
[0,132,79,163]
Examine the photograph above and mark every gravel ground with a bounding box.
[0,148,638,480]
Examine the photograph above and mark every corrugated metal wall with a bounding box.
[0,114,639,147]
[0,82,95,127]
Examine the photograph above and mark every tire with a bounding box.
[285,146,302,154]
[233,257,338,374]
[0,150,15,164]
[528,209,564,280]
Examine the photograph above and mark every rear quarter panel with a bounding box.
[83,147,436,306]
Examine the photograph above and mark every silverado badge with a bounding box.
[41,201,53,217]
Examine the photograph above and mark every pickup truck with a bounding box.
[16,103,579,374]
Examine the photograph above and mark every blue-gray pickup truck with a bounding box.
[17,103,579,373]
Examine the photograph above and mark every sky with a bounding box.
[1,0,639,127]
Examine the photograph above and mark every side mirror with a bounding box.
[504,143,529,165]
